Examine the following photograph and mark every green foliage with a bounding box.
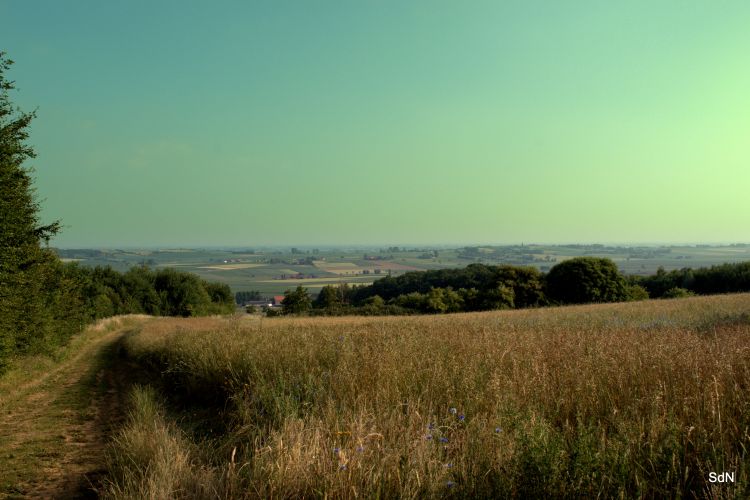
[314,285,342,310]
[423,287,464,313]
[546,257,629,304]
[235,290,262,304]
[0,52,62,369]
[626,284,650,301]
[264,306,282,317]
[350,263,546,312]
[359,295,386,315]
[392,291,427,311]
[638,262,750,298]
[662,287,695,299]
[202,281,233,311]
[281,286,311,315]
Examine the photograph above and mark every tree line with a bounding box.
[275,258,750,316]
[636,262,750,298]
[276,258,633,316]
[0,53,232,372]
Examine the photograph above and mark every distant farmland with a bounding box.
[53,244,750,297]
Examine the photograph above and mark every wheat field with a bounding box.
[105,295,750,498]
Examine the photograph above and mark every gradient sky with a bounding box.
[4,1,750,247]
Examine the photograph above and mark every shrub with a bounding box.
[662,287,695,299]
[627,284,650,301]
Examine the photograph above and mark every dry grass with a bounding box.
[109,295,750,498]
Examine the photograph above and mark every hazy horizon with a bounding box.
[51,240,750,251]
[6,1,750,247]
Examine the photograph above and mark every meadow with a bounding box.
[104,294,750,498]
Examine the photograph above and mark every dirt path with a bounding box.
[0,317,145,499]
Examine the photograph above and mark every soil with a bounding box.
[0,320,140,499]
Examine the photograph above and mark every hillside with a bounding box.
[2,295,748,498]
[105,294,750,498]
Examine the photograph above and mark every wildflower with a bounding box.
[425,434,433,440]
[356,446,364,452]
[428,423,435,430]
[458,414,465,421]
[444,463,453,468]
[446,480,455,487]
[449,407,457,415]
[494,427,502,433]
[439,437,449,443]
[333,447,340,454]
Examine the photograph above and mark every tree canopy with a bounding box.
[546,257,629,304]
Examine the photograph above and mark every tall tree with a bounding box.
[281,286,311,315]
[0,52,61,368]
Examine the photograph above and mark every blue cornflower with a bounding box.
[333,447,340,454]
[426,434,433,440]
[356,446,364,452]
[446,481,455,488]
[458,414,465,421]
[449,407,457,415]
[439,437,449,443]
[444,463,453,468]
[494,427,502,433]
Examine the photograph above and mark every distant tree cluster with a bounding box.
[0,53,233,372]
[273,257,750,318]
[546,257,629,304]
[69,265,234,319]
[271,258,654,317]
[235,290,263,304]
[636,262,750,298]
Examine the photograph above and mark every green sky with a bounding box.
[4,1,750,247]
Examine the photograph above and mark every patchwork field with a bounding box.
[104,294,750,498]
[197,263,263,270]
[53,244,750,297]
[313,261,364,274]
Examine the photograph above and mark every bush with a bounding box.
[264,307,282,317]
[662,287,695,299]
[627,284,650,301]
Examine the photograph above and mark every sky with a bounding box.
[3,1,750,247]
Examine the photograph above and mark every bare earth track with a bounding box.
[0,317,145,499]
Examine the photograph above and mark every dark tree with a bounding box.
[314,285,342,310]
[546,257,629,304]
[281,286,311,315]
[0,52,62,368]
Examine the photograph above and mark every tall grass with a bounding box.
[109,295,750,498]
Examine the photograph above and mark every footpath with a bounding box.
[0,317,146,499]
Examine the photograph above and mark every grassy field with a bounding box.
[105,294,750,498]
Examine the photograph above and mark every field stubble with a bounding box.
[107,295,750,498]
